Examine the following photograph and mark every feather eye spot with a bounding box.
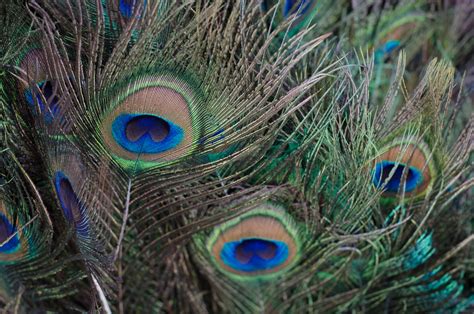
[208,206,300,279]
[375,40,400,60]
[112,114,183,154]
[101,79,200,167]
[126,115,170,142]
[24,81,60,123]
[382,40,400,54]
[283,0,314,18]
[0,200,30,263]
[17,49,62,123]
[221,238,289,272]
[54,172,88,236]
[119,0,146,18]
[372,142,433,198]
[0,213,20,254]
[373,161,423,193]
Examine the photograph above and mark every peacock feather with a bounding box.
[0,0,472,312]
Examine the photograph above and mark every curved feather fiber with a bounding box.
[261,0,318,37]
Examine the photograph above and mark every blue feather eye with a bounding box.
[283,0,313,18]
[54,171,89,237]
[119,0,147,18]
[111,114,184,154]
[372,141,433,198]
[262,0,317,34]
[373,161,423,193]
[17,49,62,124]
[198,127,238,161]
[100,76,202,169]
[221,238,289,272]
[207,204,300,280]
[381,40,400,55]
[0,213,20,254]
[0,200,31,263]
[24,81,60,123]
[375,40,400,60]
[199,128,225,146]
